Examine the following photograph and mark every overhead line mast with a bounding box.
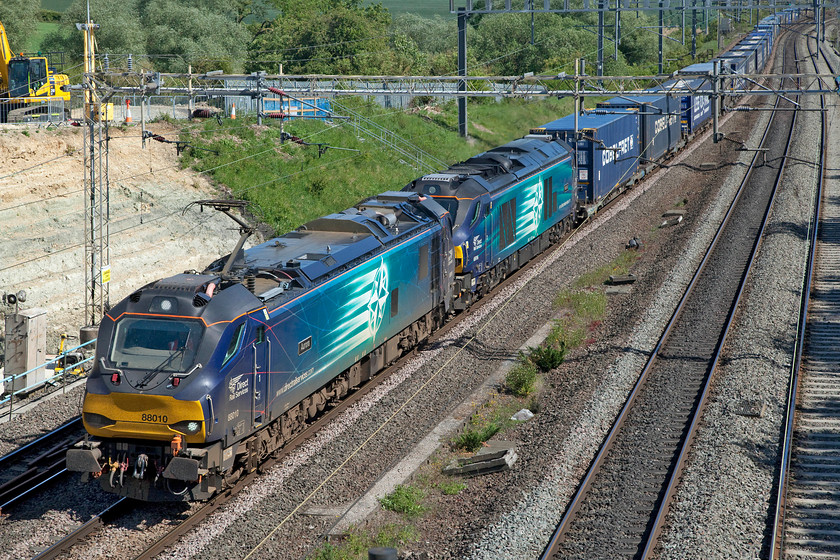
[78,17,111,329]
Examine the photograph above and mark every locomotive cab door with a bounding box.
[251,326,267,428]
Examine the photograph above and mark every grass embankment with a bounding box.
[179,96,573,235]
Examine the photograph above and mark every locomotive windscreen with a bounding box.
[109,317,204,372]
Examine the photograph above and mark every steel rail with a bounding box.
[31,498,130,560]
[769,31,830,560]
[0,417,81,470]
[540,25,799,559]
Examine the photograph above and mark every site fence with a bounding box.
[0,338,95,420]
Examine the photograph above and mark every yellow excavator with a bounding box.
[0,20,71,123]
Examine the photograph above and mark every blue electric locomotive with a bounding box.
[69,192,454,501]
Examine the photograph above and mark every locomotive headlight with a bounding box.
[170,420,202,435]
[150,296,178,314]
[84,412,116,429]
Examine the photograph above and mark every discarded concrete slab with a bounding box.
[606,285,633,296]
[608,274,636,285]
[662,208,685,218]
[734,399,766,418]
[700,162,717,171]
[443,441,518,477]
[660,215,683,228]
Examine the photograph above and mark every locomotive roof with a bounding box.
[205,192,446,304]
[403,136,569,198]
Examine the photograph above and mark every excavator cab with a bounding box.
[7,56,48,98]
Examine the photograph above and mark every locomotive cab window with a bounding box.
[109,317,204,372]
[469,202,482,225]
[223,323,246,366]
[418,244,429,279]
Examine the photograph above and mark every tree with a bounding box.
[141,0,249,72]
[40,0,146,63]
[0,0,41,53]
[248,0,394,74]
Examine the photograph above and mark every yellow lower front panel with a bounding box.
[83,392,205,444]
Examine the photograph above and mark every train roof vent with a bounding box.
[420,173,459,183]
[129,291,142,302]
[193,293,210,307]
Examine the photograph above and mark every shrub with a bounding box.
[505,361,538,397]
[453,423,501,452]
[528,342,566,372]
[379,484,426,517]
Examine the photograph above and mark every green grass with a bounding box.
[180,95,573,236]
[40,0,75,12]
[505,360,538,397]
[453,422,501,452]
[372,0,452,17]
[438,480,467,495]
[28,21,58,52]
[379,484,427,517]
[572,250,638,289]
[308,524,418,560]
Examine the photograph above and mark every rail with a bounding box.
[769,32,831,560]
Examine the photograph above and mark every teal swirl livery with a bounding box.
[403,134,575,310]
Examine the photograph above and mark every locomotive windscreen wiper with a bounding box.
[136,347,186,388]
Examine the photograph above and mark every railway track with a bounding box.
[540,25,804,560]
[0,417,84,514]
[770,31,835,560]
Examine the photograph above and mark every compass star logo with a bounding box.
[367,259,389,336]
[533,181,544,228]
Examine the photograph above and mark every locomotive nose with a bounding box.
[83,392,206,444]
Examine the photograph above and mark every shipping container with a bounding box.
[656,78,712,135]
[596,94,681,162]
[534,111,640,213]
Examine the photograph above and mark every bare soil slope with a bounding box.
[0,123,245,348]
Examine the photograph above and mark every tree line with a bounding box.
[1,0,723,77]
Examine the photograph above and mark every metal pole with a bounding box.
[530,0,535,45]
[615,6,620,60]
[574,58,580,136]
[659,0,664,73]
[692,0,697,58]
[712,59,720,143]
[598,0,604,78]
[457,8,468,138]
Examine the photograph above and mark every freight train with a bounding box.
[67,10,797,501]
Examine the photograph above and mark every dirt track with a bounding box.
[0,122,244,352]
